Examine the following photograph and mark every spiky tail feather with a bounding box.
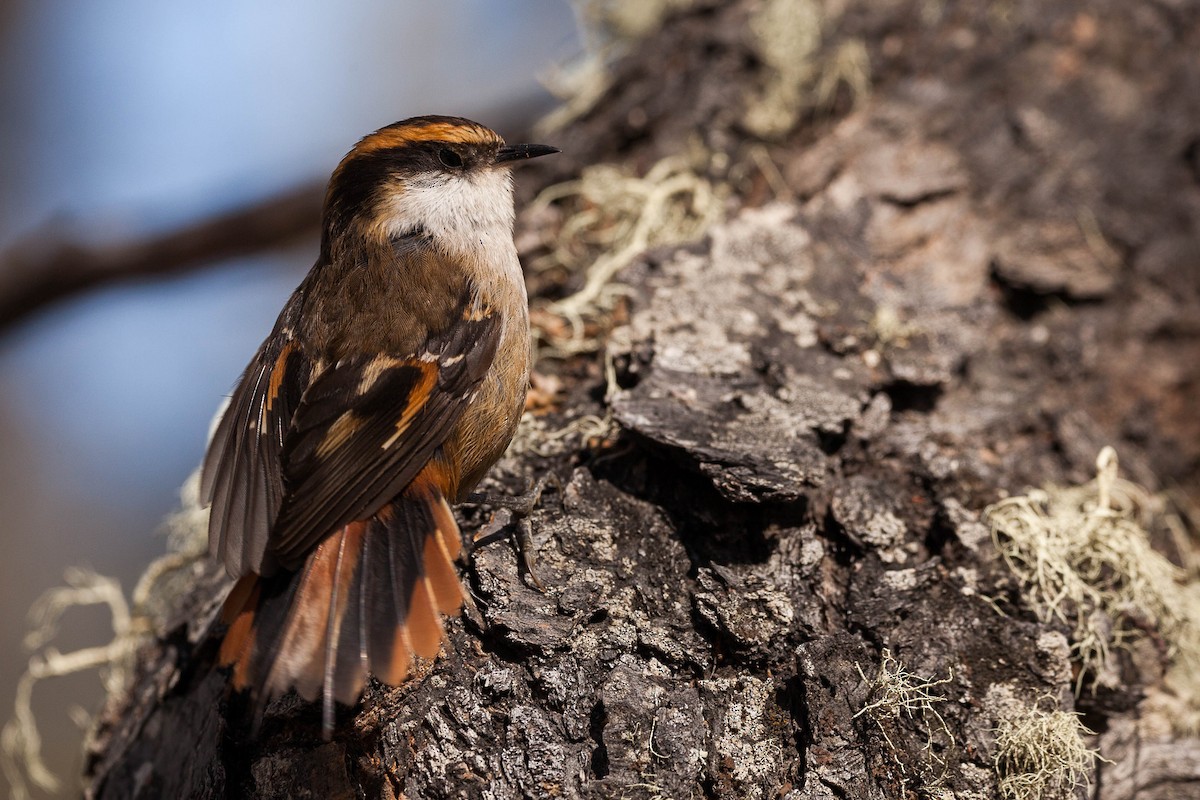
[217,479,463,737]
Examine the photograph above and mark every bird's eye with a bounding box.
[438,148,463,168]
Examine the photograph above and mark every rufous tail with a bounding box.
[216,477,463,737]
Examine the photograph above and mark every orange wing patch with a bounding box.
[265,339,297,412]
[380,362,438,449]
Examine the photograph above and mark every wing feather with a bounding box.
[202,290,310,578]
[269,304,500,568]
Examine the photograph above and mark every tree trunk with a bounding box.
[84,1,1200,798]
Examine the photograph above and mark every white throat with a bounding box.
[383,168,517,264]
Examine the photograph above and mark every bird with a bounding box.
[200,115,558,736]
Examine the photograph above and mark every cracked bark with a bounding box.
[84,1,1200,798]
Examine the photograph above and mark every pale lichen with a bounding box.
[854,647,953,782]
[539,0,697,134]
[986,447,1200,731]
[530,149,724,356]
[990,689,1099,800]
[744,0,870,139]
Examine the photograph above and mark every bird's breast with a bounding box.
[447,251,531,497]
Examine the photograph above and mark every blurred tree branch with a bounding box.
[0,183,323,332]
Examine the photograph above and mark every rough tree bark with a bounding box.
[83,1,1200,798]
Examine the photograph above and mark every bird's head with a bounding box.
[322,115,558,258]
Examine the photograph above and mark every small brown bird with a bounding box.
[201,116,557,735]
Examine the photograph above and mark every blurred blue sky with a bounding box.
[0,2,578,794]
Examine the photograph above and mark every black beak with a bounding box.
[495,143,560,164]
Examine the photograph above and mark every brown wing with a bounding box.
[267,302,501,569]
[202,289,311,578]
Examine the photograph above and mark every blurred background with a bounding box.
[0,1,580,794]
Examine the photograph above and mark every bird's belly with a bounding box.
[447,317,530,498]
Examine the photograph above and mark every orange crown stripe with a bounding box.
[350,122,501,158]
